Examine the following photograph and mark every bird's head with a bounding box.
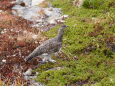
[58,25,68,32]
[57,25,68,41]
[61,25,68,28]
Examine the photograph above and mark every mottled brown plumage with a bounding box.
[25,25,67,63]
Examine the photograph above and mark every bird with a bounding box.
[24,25,67,63]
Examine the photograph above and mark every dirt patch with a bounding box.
[0,0,15,11]
[89,23,104,37]
[0,9,47,85]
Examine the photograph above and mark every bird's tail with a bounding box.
[24,45,41,62]
[24,51,37,62]
[24,55,33,62]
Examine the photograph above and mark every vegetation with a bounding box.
[36,0,115,86]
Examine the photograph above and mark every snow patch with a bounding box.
[12,0,68,31]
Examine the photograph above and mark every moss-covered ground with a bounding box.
[36,0,115,86]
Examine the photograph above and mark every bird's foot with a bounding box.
[38,61,45,64]
[42,60,48,63]
[42,57,48,63]
[42,57,56,63]
[40,59,56,63]
[48,59,56,63]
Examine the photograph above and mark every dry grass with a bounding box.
[38,1,49,8]
[0,1,47,85]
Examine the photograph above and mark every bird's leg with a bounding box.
[47,55,56,63]
[48,58,56,63]
[41,53,48,63]
[42,56,48,63]
[41,54,56,63]
[54,49,62,57]
[54,52,59,57]
[42,53,50,63]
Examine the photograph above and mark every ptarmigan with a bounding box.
[24,25,67,63]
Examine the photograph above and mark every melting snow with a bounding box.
[12,0,68,31]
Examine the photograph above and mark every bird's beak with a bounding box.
[65,25,68,28]
[66,25,69,27]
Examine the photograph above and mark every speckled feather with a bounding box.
[25,25,67,62]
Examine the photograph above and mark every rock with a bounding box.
[23,68,32,76]
[48,18,57,24]
[38,1,50,8]
[29,80,44,86]
[15,0,32,7]
[47,67,64,71]
[32,34,38,40]
[73,0,84,8]
[0,10,3,13]
[2,59,6,63]
[31,0,45,6]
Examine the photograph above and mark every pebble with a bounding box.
[2,59,6,63]
[23,68,32,76]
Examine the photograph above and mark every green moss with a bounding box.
[83,0,105,9]
[36,0,115,86]
[83,0,115,9]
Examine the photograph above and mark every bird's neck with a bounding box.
[57,29,64,42]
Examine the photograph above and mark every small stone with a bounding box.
[12,54,16,57]
[1,31,4,34]
[49,19,56,24]
[35,41,38,44]
[23,68,32,76]
[0,10,3,13]
[32,34,38,39]
[73,0,84,8]
[2,59,6,63]
[63,15,68,18]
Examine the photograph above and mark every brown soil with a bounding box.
[0,0,47,85]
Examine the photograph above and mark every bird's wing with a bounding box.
[38,39,62,54]
[25,38,61,62]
